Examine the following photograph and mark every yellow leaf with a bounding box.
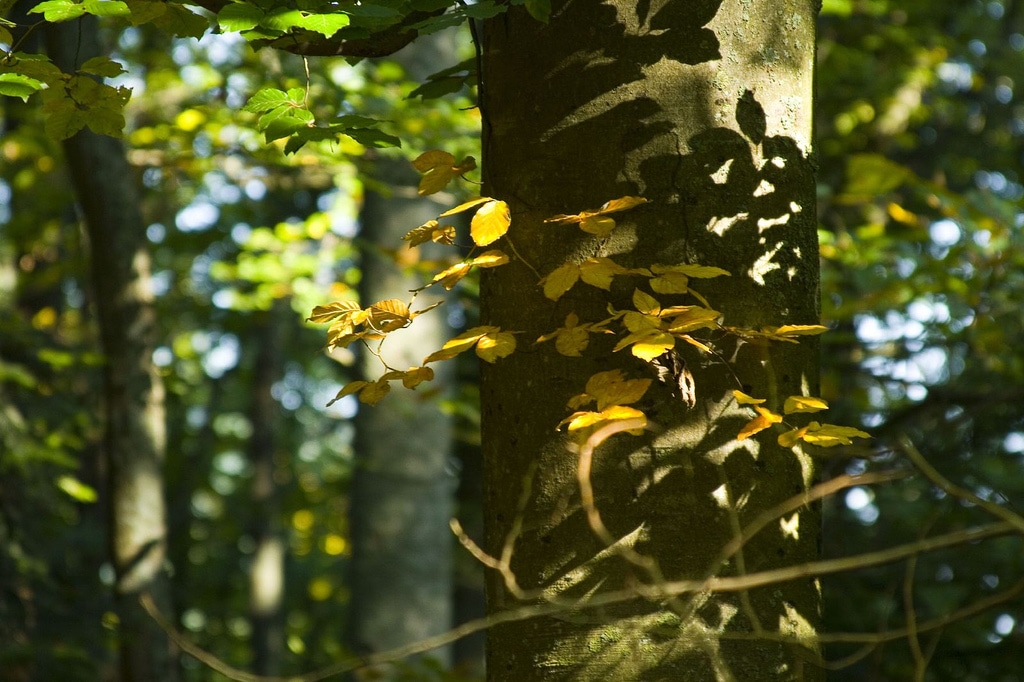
[469,250,510,268]
[737,406,783,440]
[770,324,829,337]
[560,405,647,433]
[423,327,491,363]
[440,196,493,217]
[664,307,721,334]
[800,422,871,447]
[308,300,361,324]
[628,331,676,361]
[327,380,368,406]
[413,152,476,196]
[403,220,456,247]
[679,335,713,353]
[470,200,511,246]
[432,262,471,290]
[649,270,689,294]
[359,379,391,405]
[584,370,651,411]
[597,196,648,214]
[651,263,730,279]
[412,150,456,173]
[540,262,580,301]
[401,366,434,389]
[783,395,829,414]
[579,214,617,236]
[887,202,918,226]
[622,310,662,333]
[476,330,516,363]
[632,289,661,315]
[778,426,808,448]
[579,257,629,290]
[554,326,590,357]
[366,299,411,332]
[733,390,765,405]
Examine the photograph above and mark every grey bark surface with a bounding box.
[46,19,178,682]
[480,2,821,680]
[346,31,460,668]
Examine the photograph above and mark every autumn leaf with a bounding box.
[580,370,651,411]
[733,390,766,405]
[579,214,617,237]
[544,196,648,237]
[537,313,592,357]
[737,406,782,440]
[366,298,411,332]
[663,306,721,334]
[614,329,676,361]
[423,327,492,363]
[470,199,511,246]
[632,289,662,315]
[402,220,456,247]
[412,150,477,195]
[327,380,367,406]
[308,299,361,324]
[440,196,493,217]
[579,257,631,290]
[783,395,829,414]
[359,378,392,405]
[559,405,647,434]
[476,330,516,362]
[799,422,871,447]
[400,366,434,389]
[540,262,580,300]
[431,250,509,290]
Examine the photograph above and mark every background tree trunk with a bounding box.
[46,19,178,682]
[345,32,460,670]
[248,303,287,676]
[480,2,821,679]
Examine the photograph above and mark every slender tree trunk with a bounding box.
[46,19,178,682]
[346,32,460,669]
[480,2,821,679]
[249,304,286,675]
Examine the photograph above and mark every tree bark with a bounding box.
[480,2,821,679]
[346,31,460,669]
[46,19,178,682]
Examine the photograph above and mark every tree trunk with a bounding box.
[46,19,178,682]
[346,32,460,669]
[480,2,821,680]
[249,304,286,676]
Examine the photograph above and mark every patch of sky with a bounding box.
[936,60,973,92]
[845,486,879,525]
[205,172,243,204]
[202,333,240,378]
[1004,432,1024,454]
[177,200,220,232]
[929,219,961,247]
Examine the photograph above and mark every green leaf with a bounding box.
[262,109,313,142]
[243,88,289,113]
[57,475,98,503]
[342,127,401,148]
[124,0,167,25]
[43,102,87,140]
[461,0,503,19]
[293,12,350,37]
[260,7,305,31]
[0,73,46,101]
[28,0,86,22]
[79,56,126,78]
[339,2,399,18]
[524,0,550,22]
[82,0,129,17]
[217,2,263,31]
[154,4,209,37]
